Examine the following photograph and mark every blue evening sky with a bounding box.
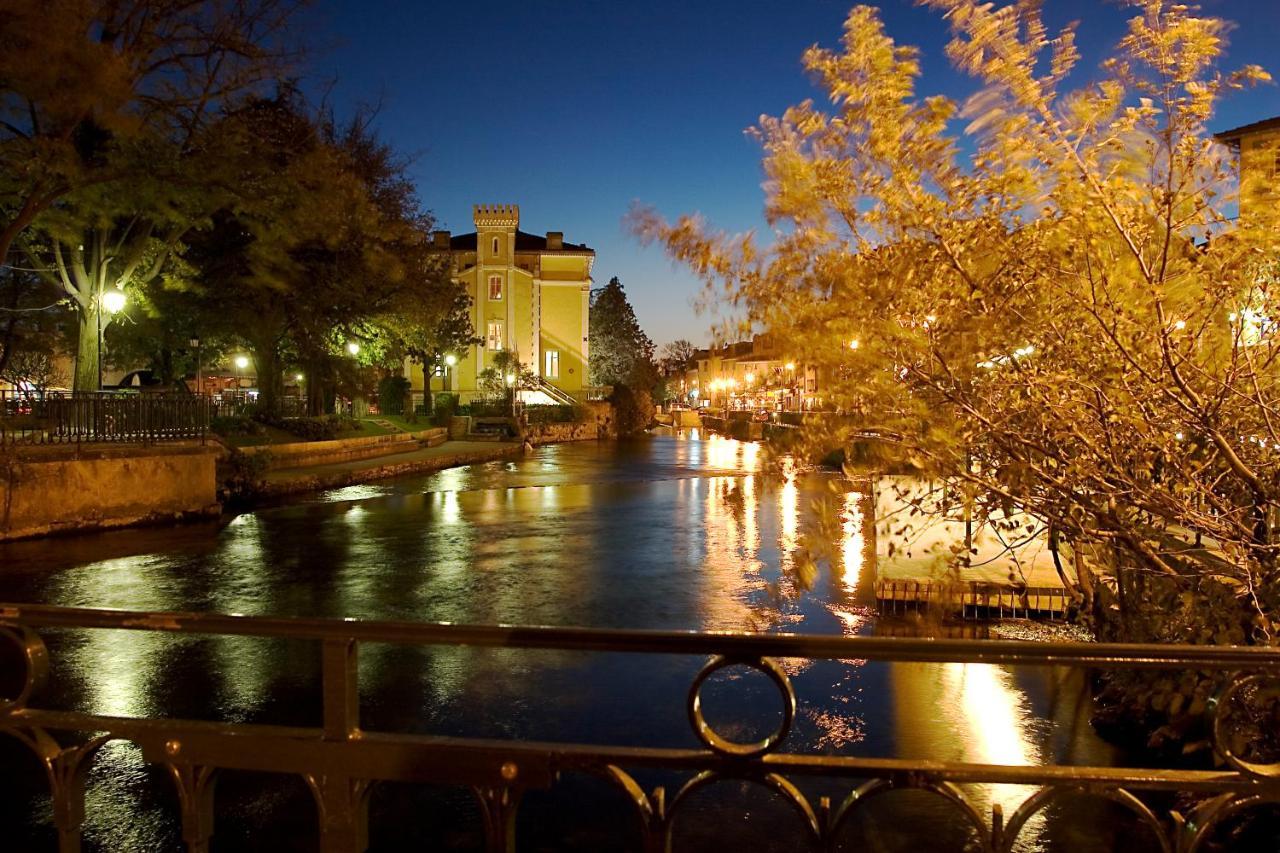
[306,1,1280,348]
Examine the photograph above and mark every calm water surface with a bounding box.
[0,432,1152,852]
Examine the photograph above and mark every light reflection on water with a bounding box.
[0,433,1125,852]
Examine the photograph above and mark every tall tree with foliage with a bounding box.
[381,275,478,415]
[589,276,655,388]
[637,0,1280,648]
[0,0,301,389]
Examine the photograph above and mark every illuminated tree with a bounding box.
[589,276,655,388]
[636,1,1280,645]
[0,0,301,389]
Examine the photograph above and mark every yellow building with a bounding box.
[412,204,594,403]
[1216,116,1280,221]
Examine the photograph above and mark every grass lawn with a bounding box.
[216,414,436,447]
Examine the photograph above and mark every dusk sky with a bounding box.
[308,0,1280,349]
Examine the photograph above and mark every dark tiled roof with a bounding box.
[438,230,593,254]
[1214,115,1280,147]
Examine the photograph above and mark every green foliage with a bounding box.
[589,277,657,388]
[210,415,265,438]
[636,0,1280,649]
[523,404,577,425]
[609,384,655,436]
[377,375,411,416]
[432,393,459,424]
[256,414,363,442]
[220,448,273,502]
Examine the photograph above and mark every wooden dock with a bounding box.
[874,578,1072,620]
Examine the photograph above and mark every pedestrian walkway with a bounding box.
[257,440,522,498]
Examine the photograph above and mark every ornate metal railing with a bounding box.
[2,602,1279,852]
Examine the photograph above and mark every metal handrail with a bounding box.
[4,602,1280,669]
[3,602,1280,853]
[0,390,209,445]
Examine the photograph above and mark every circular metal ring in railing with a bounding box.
[1210,673,1280,781]
[1000,786,1171,853]
[828,778,993,853]
[1183,792,1280,852]
[687,655,795,758]
[0,626,49,714]
[665,769,821,846]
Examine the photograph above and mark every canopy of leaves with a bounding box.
[589,276,656,388]
[635,0,1280,645]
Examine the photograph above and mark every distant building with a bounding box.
[1215,115,1280,221]
[413,204,594,403]
[681,334,822,412]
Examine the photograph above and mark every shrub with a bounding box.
[268,414,362,441]
[609,384,654,436]
[433,393,459,424]
[469,399,510,418]
[377,376,411,416]
[220,448,272,501]
[211,415,265,437]
[523,404,576,425]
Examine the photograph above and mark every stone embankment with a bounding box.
[237,428,447,470]
[1,443,220,541]
[3,403,623,539]
[249,439,522,500]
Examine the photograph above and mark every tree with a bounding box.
[0,261,68,386]
[636,1,1280,648]
[660,338,697,373]
[589,277,656,388]
[381,276,478,415]
[0,0,301,388]
[180,92,422,416]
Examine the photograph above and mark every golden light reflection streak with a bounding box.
[742,474,759,555]
[941,661,1045,837]
[779,458,799,572]
[841,491,864,594]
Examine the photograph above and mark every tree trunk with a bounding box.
[73,307,99,392]
[253,345,284,416]
[422,361,433,417]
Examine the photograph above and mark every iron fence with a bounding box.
[1,602,1279,852]
[0,391,209,445]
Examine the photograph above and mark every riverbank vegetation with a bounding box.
[638,0,1280,753]
[2,2,666,432]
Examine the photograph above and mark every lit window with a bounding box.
[487,320,503,351]
[544,349,559,378]
[489,275,503,300]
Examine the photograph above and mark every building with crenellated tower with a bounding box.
[410,204,594,404]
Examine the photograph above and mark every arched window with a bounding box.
[492,236,500,255]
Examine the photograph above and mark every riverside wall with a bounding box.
[1,443,220,541]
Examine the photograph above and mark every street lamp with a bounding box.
[346,341,360,356]
[97,287,127,390]
[189,337,202,394]
[443,353,457,393]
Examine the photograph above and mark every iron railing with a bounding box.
[2,602,1279,852]
[0,391,209,445]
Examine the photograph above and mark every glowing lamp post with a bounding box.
[346,341,360,356]
[444,353,457,392]
[97,287,127,390]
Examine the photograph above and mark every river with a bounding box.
[0,431,1151,852]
